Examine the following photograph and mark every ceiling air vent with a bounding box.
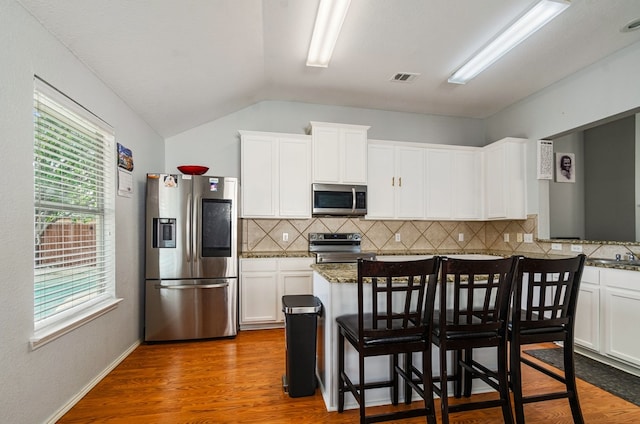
[390,72,420,83]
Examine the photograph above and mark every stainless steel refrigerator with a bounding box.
[144,174,238,341]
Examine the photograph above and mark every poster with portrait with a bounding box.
[555,152,575,183]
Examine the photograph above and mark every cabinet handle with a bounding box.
[399,177,402,187]
[392,177,395,187]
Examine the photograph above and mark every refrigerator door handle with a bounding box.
[155,282,229,290]
[186,192,192,263]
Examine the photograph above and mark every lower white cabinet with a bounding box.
[575,266,640,372]
[574,266,601,351]
[240,257,314,329]
[601,268,640,367]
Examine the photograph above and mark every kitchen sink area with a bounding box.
[587,257,640,267]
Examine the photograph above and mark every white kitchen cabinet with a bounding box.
[424,147,481,220]
[240,257,314,329]
[276,257,315,321]
[574,266,601,351]
[311,121,369,184]
[483,137,526,220]
[601,268,640,367]
[240,131,311,218]
[239,258,279,327]
[367,140,424,219]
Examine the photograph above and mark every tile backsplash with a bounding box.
[243,215,539,255]
[241,215,640,259]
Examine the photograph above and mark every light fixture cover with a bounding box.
[306,0,351,67]
[448,0,570,84]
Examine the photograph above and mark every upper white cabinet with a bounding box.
[425,147,481,220]
[482,137,527,220]
[240,131,311,219]
[310,121,369,184]
[367,140,425,219]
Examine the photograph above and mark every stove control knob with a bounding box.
[352,234,361,241]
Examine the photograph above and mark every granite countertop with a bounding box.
[240,251,314,259]
[240,250,640,273]
[311,263,358,283]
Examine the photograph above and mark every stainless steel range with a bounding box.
[309,232,376,263]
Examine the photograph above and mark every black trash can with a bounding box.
[282,294,322,398]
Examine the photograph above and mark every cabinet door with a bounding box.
[277,271,313,321]
[312,123,369,184]
[342,127,368,184]
[425,149,453,219]
[484,145,507,219]
[367,143,396,219]
[396,146,424,219]
[453,150,481,219]
[241,134,277,218]
[240,272,278,325]
[575,282,601,351]
[603,286,640,366]
[312,126,341,183]
[483,138,526,220]
[279,137,311,218]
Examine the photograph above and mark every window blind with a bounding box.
[33,79,115,327]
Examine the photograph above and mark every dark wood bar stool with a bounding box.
[431,256,519,424]
[509,254,587,424]
[336,257,441,424]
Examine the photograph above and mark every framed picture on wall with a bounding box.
[555,153,575,183]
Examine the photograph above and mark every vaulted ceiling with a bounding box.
[17,0,640,137]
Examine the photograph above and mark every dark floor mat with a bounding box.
[523,348,640,407]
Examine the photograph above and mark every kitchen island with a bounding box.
[312,257,499,412]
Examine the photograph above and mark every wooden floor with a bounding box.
[58,329,640,423]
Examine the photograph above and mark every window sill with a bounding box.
[30,297,123,350]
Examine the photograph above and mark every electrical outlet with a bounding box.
[516,233,523,243]
[524,233,533,243]
[503,233,510,242]
[571,244,583,253]
[551,243,562,251]
[282,232,288,242]
[395,233,401,242]
[458,233,464,242]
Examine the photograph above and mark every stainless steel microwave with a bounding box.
[312,183,367,216]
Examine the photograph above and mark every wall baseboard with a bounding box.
[45,339,141,424]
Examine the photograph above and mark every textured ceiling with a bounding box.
[17,0,640,137]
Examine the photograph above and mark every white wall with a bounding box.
[0,1,164,422]
[165,100,486,177]
[486,41,640,238]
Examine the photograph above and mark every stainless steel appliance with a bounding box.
[312,183,367,216]
[309,232,376,263]
[144,174,238,341]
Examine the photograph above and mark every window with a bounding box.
[32,78,117,348]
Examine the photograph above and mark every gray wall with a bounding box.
[165,101,487,178]
[0,1,164,422]
[584,116,636,241]
[549,132,585,239]
[486,41,640,238]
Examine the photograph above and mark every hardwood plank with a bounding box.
[58,330,640,423]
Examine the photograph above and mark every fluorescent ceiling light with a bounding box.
[448,0,570,84]
[306,0,351,67]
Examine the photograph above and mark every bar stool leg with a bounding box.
[564,338,584,424]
